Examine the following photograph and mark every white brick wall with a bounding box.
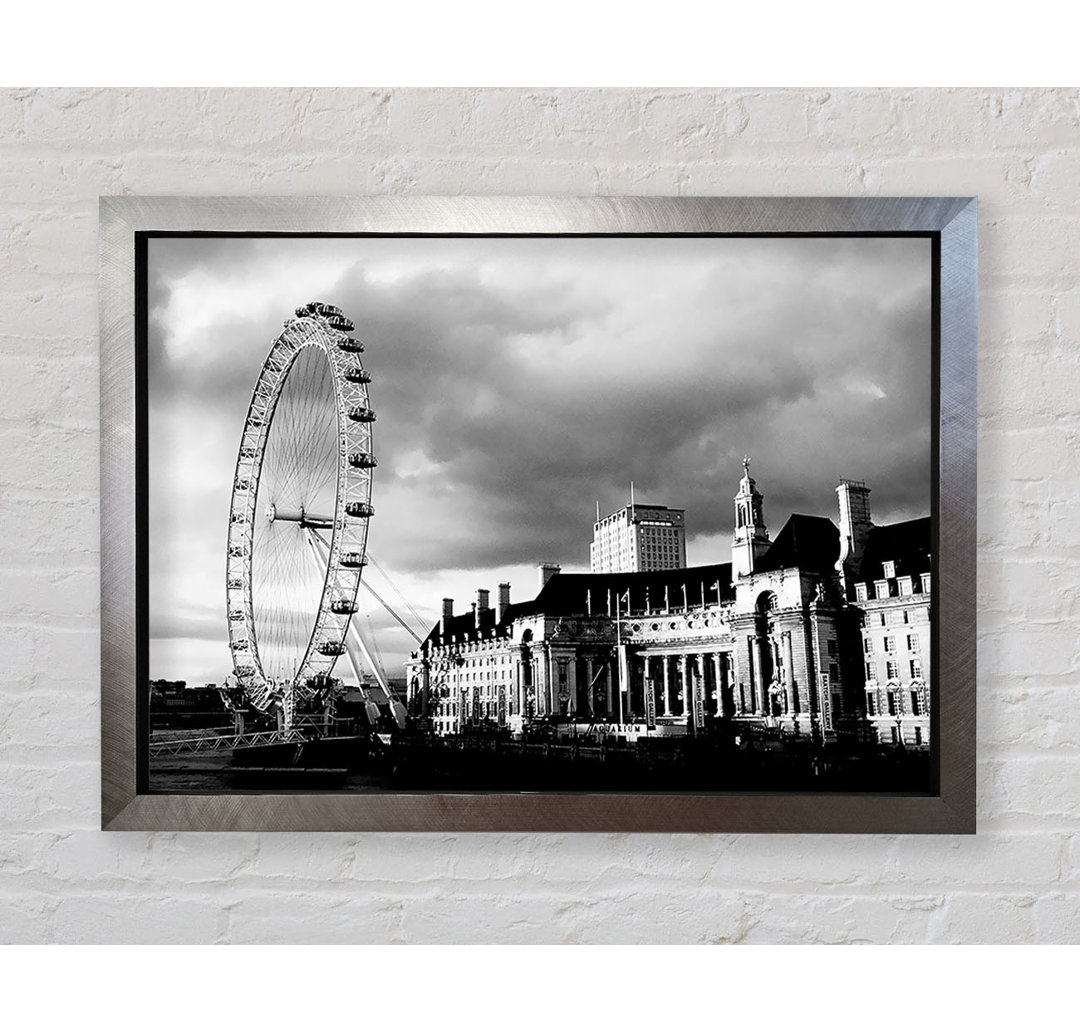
[1,87,1076,943]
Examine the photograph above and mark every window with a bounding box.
[883,635,895,653]
[887,691,897,715]
[914,727,923,746]
[891,726,899,744]
[898,576,913,596]
[878,613,887,626]
[855,584,868,602]
[874,580,889,599]
[907,634,919,651]
[865,661,875,680]
[829,663,839,682]
[910,658,923,679]
[827,639,838,657]
[886,661,898,680]
[910,691,921,716]
[866,693,877,716]
[883,561,896,578]
[902,610,910,624]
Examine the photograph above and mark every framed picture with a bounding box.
[100,196,976,832]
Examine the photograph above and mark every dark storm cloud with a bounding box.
[320,238,930,570]
[148,235,931,680]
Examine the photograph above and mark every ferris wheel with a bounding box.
[225,301,385,726]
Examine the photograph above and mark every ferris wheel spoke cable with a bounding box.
[366,553,428,636]
[307,529,423,645]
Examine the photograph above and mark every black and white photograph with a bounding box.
[146,231,935,796]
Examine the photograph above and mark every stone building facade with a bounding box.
[406,463,932,746]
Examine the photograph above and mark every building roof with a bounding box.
[528,563,735,618]
[756,514,841,575]
[419,513,932,647]
[421,562,735,647]
[858,516,932,581]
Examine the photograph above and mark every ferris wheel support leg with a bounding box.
[305,530,392,700]
[344,620,391,698]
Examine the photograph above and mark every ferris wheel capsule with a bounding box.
[348,451,377,469]
[225,301,375,721]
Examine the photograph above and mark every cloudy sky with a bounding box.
[147,234,932,684]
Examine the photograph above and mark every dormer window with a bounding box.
[882,561,896,578]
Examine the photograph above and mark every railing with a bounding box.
[149,728,307,757]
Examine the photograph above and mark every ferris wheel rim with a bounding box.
[224,305,375,714]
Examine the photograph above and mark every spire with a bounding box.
[732,455,770,578]
[739,454,754,494]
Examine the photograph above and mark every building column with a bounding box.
[617,643,630,724]
[723,652,734,716]
[760,635,777,715]
[729,648,740,715]
[662,656,671,716]
[773,637,784,712]
[546,648,557,715]
[535,650,547,716]
[783,630,797,713]
[712,652,723,716]
[748,636,758,713]
[605,658,614,718]
[584,656,595,717]
[677,655,688,718]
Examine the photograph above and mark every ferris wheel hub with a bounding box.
[266,503,334,528]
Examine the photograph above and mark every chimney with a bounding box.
[496,582,511,623]
[474,589,489,628]
[538,562,561,591]
[836,479,872,585]
[440,598,453,636]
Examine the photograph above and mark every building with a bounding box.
[590,500,686,573]
[847,493,932,747]
[406,461,931,747]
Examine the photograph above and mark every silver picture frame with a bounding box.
[100,195,976,832]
